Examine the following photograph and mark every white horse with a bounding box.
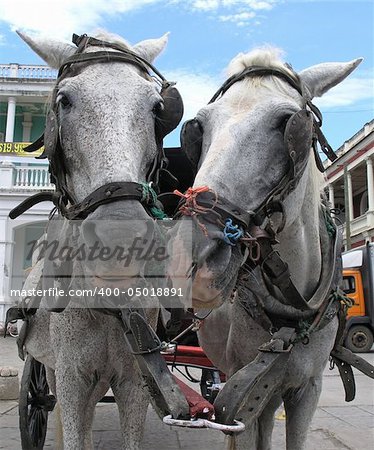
[171,47,362,449]
[16,30,178,450]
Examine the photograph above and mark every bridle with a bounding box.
[10,33,184,221]
[177,64,341,312]
[179,65,337,233]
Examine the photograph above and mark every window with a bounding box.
[342,276,356,294]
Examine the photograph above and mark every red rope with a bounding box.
[173,186,210,215]
[173,186,212,236]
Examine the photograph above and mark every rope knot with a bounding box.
[141,182,168,219]
[173,186,210,217]
[223,218,244,246]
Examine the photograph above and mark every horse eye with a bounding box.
[57,94,72,109]
[152,101,164,115]
[279,115,291,134]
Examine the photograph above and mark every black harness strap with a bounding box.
[119,308,190,419]
[9,192,58,220]
[257,215,341,312]
[208,66,304,104]
[214,327,295,426]
[61,182,145,220]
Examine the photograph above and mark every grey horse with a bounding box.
[169,47,362,449]
[16,30,176,450]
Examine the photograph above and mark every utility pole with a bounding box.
[344,165,351,250]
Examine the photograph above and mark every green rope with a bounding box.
[140,182,168,220]
[149,206,168,220]
[322,205,336,238]
[329,288,355,313]
[293,288,353,344]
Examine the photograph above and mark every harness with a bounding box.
[176,65,374,425]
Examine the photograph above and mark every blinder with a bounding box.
[41,110,58,160]
[180,118,203,173]
[157,84,184,141]
[284,109,314,183]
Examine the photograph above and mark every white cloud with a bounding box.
[223,0,275,10]
[0,0,161,39]
[165,69,220,120]
[0,0,280,38]
[191,0,220,11]
[219,11,256,24]
[187,0,279,26]
[314,77,374,109]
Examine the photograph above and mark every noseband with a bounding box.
[10,34,184,221]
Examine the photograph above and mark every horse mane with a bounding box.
[226,46,301,100]
[227,46,290,77]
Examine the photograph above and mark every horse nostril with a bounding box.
[82,221,103,249]
[196,240,219,268]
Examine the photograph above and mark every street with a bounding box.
[0,337,373,449]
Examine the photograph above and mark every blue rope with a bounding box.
[223,218,243,246]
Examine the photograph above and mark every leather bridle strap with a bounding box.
[70,34,168,84]
[9,192,59,220]
[57,51,168,87]
[175,190,254,230]
[256,217,341,312]
[208,65,304,104]
[61,182,146,220]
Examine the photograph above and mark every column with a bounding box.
[328,184,335,210]
[0,161,15,188]
[5,97,16,142]
[0,217,14,327]
[367,157,374,212]
[22,112,32,142]
[347,171,354,221]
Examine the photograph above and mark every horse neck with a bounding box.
[276,160,323,299]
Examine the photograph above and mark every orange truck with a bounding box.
[342,242,374,352]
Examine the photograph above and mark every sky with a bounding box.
[0,0,373,150]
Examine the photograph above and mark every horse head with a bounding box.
[19,31,183,294]
[171,47,362,309]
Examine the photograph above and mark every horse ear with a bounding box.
[299,58,363,99]
[17,31,76,69]
[132,33,169,63]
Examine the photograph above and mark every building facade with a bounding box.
[323,120,374,250]
[0,64,56,327]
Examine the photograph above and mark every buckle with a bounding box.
[258,327,296,353]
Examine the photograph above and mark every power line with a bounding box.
[321,109,373,114]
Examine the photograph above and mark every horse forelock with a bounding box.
[225,46,301,102]
[227,46,291,78]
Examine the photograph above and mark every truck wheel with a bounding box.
[345,325,374,353]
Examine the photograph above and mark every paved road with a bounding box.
[0,337,373,449]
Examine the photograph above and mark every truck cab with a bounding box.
[342,243,374,353]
